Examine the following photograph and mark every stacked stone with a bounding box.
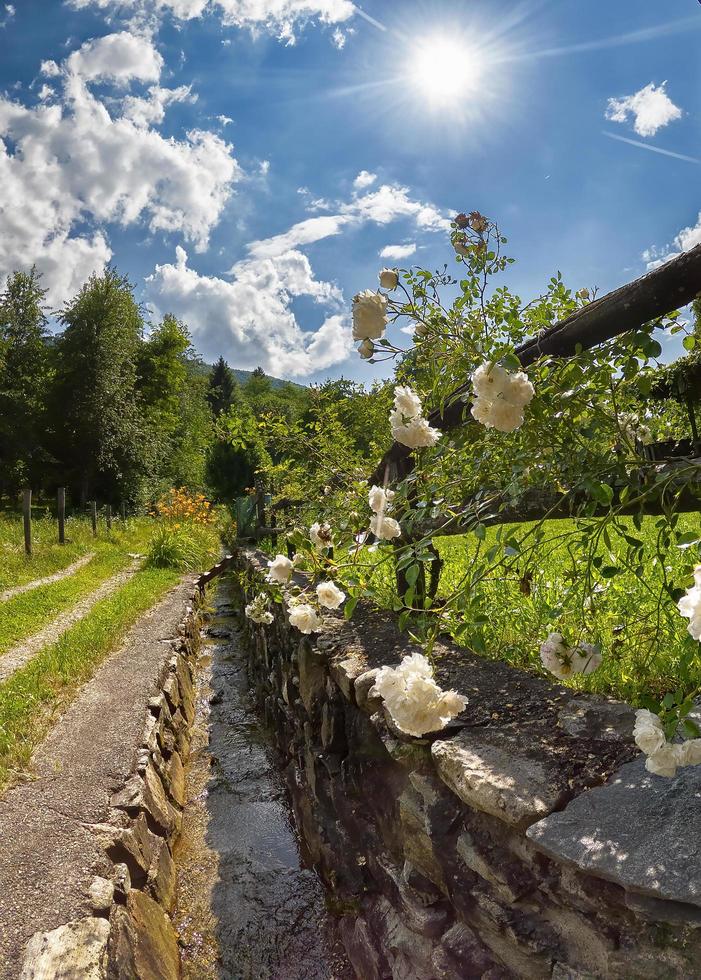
[236,549,701,980]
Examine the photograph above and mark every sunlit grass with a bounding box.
[0,565,180,789]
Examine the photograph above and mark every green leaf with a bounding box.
[343,596,358,620]
[683,335,696,351]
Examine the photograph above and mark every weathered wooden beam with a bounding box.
[372,243,701,483]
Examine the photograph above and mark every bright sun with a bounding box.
[411,35,482,105]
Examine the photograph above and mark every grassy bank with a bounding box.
[0,565,180,788]
[0,513,155,592]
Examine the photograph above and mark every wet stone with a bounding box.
[21,916,110,980]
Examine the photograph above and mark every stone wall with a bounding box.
[20,590,204,980]
[235,549,701,980]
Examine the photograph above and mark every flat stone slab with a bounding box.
[527,756,701,907]
[431,725,572,828]
[0,575,196,980]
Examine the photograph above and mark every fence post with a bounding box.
[120,502,126,521]
[23,488,32,556]
[91,501,97,537]
[106,504,112,531]
[57,487,65,544]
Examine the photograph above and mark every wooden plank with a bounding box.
[372,243,701,482]
[106,504,112,531]
[23,489,32,556]
[91,501,97,537]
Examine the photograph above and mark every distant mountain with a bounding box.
[187,359,304,390]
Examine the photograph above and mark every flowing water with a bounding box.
[172,575,352,980]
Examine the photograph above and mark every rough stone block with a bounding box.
[432,728,570,829]
[145,838,177,912]
[21,916,110,980]
[526,756,701,907]
[107,892,180,980]
[89,876,115,915]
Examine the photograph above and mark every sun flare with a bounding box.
[411,35,483,104]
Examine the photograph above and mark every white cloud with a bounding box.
[66,0,355,41]
[643,213,701,270]
[64,31,163,84]
[0,32,240,302]
[606,82,682,137]
[380,243,416,260]
[353,169,376,190]
[248,215,351,258]
[216,113,233,126]
[146,245,350,376]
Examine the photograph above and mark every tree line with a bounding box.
[0,266,313,510]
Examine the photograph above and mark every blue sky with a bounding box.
[1,0,699,383]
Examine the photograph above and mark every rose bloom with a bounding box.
[645,743,680,778]
[288,603,322,634]
[468,211,489,233]
[484,400,524,434]
[245,593,274,625]
[571,642,602,675]
[677,739,701,767]
[358,338,374,359]
[453,238,471,257]
[373,653,467,737]
[633,709,666,756]
[677,566,701,641]
[379,268,399,290]
[472,362,511,401]
[267,553,294,584]
[502,371,535,408]
[392,416,441,449]
[370,513,401,541]
[368,484,395,514]
[316,580,346,610]
[310,521,333,551]
[539,633,573,680]
[393,385,423,420]
[352,290,388,341]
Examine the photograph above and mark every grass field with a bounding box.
[0,511,154,592]
[0,565,180,788]
[434,515,701,706]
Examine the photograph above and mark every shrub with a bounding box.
[145,523,218,571]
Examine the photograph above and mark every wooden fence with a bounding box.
[238,243,701,572]
[13,489,127,555]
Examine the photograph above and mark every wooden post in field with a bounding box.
[57,487,65,544]
[23,488,32,555]
[106,504,112,531]
[91,501,97,537]
[120,502,126,521]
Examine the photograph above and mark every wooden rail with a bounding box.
[371,243,701,484]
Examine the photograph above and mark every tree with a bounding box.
[206,356,236,417]
[0,268,52,495]
[51,268,145,504]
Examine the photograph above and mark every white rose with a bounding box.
[358,338,374,359]
[245,593,274,625]
[267,553,294,584]
[415,322,429,337]
[316,580,346,610]
[353,290,388,341]
[310,521,333,551]
[393,385,423,420]
[392,416,441,449]
[503,371,535,408]
[472,362,511,401]
[677,570,701,641]
[677,738,701,766]
[633,709,666,756]
[379,669,468,737]
[539,633,573,680]
[379,268,399,290]
[454,240,471,257]
[470,397,493,425]
[571,642,602,675]
[370,513,401,541]
[288,603,322,634]
[645,743,680,778]
[368,484,395,514]
[487,400,525,433]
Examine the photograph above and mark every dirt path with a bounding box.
[0,562,139,685]
[0,574,197,980]
[0,552,96,603]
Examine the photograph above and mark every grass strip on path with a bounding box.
[0,548,133,656]
[0,565,180,789]
[0,552,96,602]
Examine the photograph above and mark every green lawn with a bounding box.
[434,515,701,706]
[0,565,180,788]
[0,512,154,592]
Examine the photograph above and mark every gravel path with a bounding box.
[0,552,96,603]
[0,562,140,685]
[0,574,197,979]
